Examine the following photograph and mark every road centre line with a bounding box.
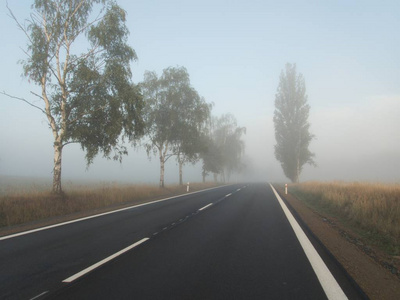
[269,184,347,300]
[29,291,49,300]
[0,185,231,241]
[61,185,244,286]
[62,237,149,283]
[63,187,241,285]
[63,185,243,283]
[198,203,213,211]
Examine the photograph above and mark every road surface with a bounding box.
[0,183,365,299]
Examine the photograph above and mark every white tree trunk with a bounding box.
[52,142,63,194]
[178,153,184,186]
[160,159,165,188]
[159,148,165,188]
[179,161,183,186]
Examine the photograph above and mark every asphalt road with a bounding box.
[0,183,365,299]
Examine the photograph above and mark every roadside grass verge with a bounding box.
[289,181,400,255]
[0,182,219,229]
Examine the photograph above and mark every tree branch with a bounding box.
[62,140,80,148]
[6,1,33,45]
[1,91,47,116]
[164,153,176,162]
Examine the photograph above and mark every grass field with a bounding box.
[0,179,219,229]
[290,181,400,255]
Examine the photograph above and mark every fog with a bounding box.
[1,0,399,185]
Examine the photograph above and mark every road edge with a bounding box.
[0,184,233,241]
[272,184,370,299]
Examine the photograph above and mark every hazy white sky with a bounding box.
[0,0,399,184]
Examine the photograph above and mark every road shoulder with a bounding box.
[275,186,400,300]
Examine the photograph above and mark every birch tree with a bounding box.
[141,69,175,188]
[173,93,211,185]
[5,0,144,194]
[141,66,210,187]
[273,63,315,183]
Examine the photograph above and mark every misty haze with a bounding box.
[1,1,398,186]
[0,1,399,299]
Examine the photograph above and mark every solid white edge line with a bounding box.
[62,237,149,283]
[0,184,232,241]
[198,203,213,211]
[269,184,347,300]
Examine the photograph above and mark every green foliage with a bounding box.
[142,66,210,157]
[273,63,315,183]
[201,114,246,181]
[201,136,223,175]
[173,94,211,166]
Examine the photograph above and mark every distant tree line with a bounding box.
[5,0,316,193]
[5,0,246,194]
[141,66,246,187]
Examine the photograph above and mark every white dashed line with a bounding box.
[225,193,232,197]
[198,203,213,211]
[29,291,49,300]
[63,238,149,283]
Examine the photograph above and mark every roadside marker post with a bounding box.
[285,184,288,195]
[187,182,190,192]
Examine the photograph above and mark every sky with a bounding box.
[0,0,399,185]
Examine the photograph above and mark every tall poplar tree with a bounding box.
[273,63,315,183]
[6,0,144,194]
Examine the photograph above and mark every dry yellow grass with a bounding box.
[291,181,400,254]
[0,182,219,228]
